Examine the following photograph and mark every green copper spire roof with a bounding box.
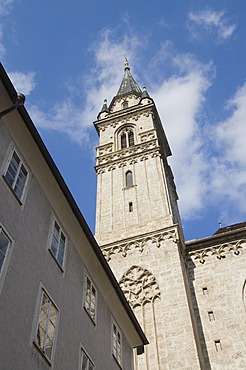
[117,59,142,96]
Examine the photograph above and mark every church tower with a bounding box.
[94,61,202,369]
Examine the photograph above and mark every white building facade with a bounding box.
[0,63,147,370]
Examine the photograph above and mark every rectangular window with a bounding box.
[129,202,133,212]
[81,349,94,370]
[35,290,58,361]
[49,220,66,268]
[0,227,10,275]
[4,150,28,201]
[208,311,215,321]
[112,322,122,365]
[215,340,222,352]
[84,275,97,322]
[202,287,208,295]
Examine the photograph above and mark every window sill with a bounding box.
[112,354,123,370]
[33,341,52,366]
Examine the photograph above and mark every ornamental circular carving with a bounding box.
[119,265,160,308]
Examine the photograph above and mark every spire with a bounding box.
[100,98,109,114]
[117,59,142,96]
[141,86,150,99]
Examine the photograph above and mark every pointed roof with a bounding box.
[117,59,142,96]
[100,98,109,113]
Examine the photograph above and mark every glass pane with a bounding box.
[5,158,18,186]
[36,325,45,348]
[0,252,5,271]
[49,304,57,326]
[45,336,53,360]
[14,165,27,199]
[81,352,88,370]
[126,171,133,187]
[128,130,134,146]
[0,231,9,255]
[41,293,50,314]
[121,133,127,149]
[39,310,48,331]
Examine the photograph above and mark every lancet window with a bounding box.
[125,171,133,188]
[119,128,135,149]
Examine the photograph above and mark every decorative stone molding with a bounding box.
[95,107,154,132]
[188,239,245,264]
[101,228,179,261]
[96,143,113,156]
[119,265,160,308]
[95,140,160,171]
[139,129,156,143]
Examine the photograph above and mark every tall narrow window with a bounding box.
[112,322,122,365]
[121,133,127,149]
[119,128,135,149]
[49,220,66,269]
[4,150,28,201]
[128,130,134,147]
[129,202,133,212]
[208,311,215,321]
[126,171,133,188]
[215,340,222,352]
[81,349,94,370]
[0,227,10,276]
[35,290,58,362]
[84,275,97,322]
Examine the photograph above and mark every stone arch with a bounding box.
[119,265,160,308]
[115,124,136,150]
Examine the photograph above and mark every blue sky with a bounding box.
[1,0,246,241]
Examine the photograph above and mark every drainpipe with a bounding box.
[0,93,25,118]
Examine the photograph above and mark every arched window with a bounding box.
[122,101,128,109]
[121,133,127,149]
[120,128,135,149]
[126,171,133,188]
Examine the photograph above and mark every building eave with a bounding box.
[0,62,148,348]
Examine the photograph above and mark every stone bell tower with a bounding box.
[94,61,202,369]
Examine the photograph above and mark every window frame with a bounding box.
[48,218,67,270]
[0,224,13,295]
[119,127,135,150]
[112,321,122,366]
[125,170,133,188]
[3,148,29,203]
[34,288,59,364]
[80,347,95,370]
[83,274,97,324]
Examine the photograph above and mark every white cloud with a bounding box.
[188,9,237,42]
[151,50,214,218]
[0,0,14,15]
[28,29,145,145]
[209,81,246,221]
[8,71,36,96]
[0,0,16,59]
[29,100,90,144]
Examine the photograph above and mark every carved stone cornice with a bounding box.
[100,227,179,261]
[95,148,161,173]
[95,139,160,168]
[94,106,154,132]
[188,239,245,264]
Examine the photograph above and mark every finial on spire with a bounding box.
[124,56,130,70]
